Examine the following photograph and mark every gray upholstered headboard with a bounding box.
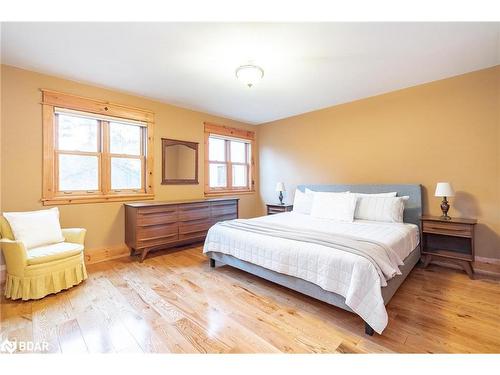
[297,184,422,227]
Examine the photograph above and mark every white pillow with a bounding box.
[354,196,409,223]
[3,207,65,249]
[292,189,315,214]
[306,188,350,195]
[354,192,397,197]
[310,192,357,222]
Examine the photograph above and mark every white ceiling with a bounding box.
[1,22,499,124]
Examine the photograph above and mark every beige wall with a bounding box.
[2,64,499,260]
[0,65,260,250]
[258,66,500,259]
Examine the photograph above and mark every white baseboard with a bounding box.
[475,256,500,265]
[84,244,130,265]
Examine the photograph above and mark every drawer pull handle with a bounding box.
[139,233,177,241]
[140,210,176,215]
[180,206,209,211]
[180,229,208,235]
[139,222,177,228]
[426,226,467,232]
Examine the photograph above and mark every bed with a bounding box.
[203,184,422,335]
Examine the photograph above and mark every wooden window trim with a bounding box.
[41,90,155,205]
[204,122,256,196]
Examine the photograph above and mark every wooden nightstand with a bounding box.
[420,215,477,278]
[266,204,293,215]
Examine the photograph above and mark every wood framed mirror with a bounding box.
[161,138,199,185]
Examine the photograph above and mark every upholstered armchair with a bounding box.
[0,215,88,300]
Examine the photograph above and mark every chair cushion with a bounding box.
[3,208,64,249]
[27,242,84,266]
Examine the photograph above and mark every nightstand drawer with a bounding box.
[422,221,472,238]
[266,204,293,215]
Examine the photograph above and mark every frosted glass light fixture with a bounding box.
[235,65,264,87]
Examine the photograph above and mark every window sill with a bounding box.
[42,193,155,206]
[204,189,255,197]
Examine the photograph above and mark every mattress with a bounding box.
[255,212,419,260]
[203,212,420,333]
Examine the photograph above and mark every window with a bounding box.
[42,90,154,205]
[204,122,255,195]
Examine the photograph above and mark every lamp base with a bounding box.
[440,197,451,220]
[278,191,284,205]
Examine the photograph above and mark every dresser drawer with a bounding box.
[137,206,178,226]
[178,231,208,241]
[422,221,472,238]
[179,218,211,241]
[212,213,237,224]
[137,222,178,241]
[178,203,210,221]
[137,234,179,249]
[211,201,237,217]
[179,218,212,234]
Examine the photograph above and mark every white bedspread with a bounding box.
[203,212,419,334]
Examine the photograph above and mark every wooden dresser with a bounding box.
[125,198,238,261]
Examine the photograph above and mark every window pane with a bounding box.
[110,122,141,155]
[111,157,142,190]
[209,163,227,188]
[209,137,225,161]
[232,165,248,187]
[58,114,98,152]
[59,154,99,191]
[230,141,246,163]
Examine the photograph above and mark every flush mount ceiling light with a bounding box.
[235,64,264,88]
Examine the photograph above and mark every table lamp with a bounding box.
[275,182,285,205]
[435,182,455,220]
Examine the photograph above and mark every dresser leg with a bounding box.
[140,249,149,263]
[422,254,432,268]
[460,261,474,279]
[210,258,216,268]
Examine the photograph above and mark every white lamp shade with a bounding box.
[435,182,455,197]
[275,182,285,192]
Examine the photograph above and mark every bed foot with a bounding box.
[364,322,375,336]
[209,258,216,268]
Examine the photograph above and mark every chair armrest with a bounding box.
[62,228,87,245]
[0,238,28,277]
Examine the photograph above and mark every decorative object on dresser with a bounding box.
[266,203,293,215]
[435,182,455,220]
[420,215,477,279]
[125,198,238,262]
[275,182,285,204]
[162,138,199,185]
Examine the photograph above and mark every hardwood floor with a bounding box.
[1,245,500,353]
